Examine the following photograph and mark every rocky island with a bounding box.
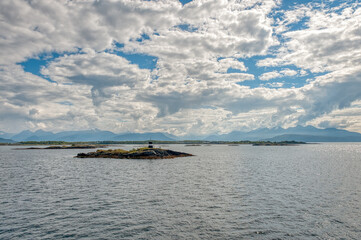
[76,147,193,159]
[252,141,306,146]
[15,145,107,150]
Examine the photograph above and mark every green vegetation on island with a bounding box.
[76,147,193,159]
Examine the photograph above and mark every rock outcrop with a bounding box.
[15,145,106,150]
[76,148,193,159]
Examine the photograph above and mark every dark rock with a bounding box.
[14,145,106,150]
[75,148,193,159]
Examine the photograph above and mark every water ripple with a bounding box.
[1,143,361,239]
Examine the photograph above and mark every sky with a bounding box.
[1,0,361,135]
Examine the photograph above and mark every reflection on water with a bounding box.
[1,143,361,239]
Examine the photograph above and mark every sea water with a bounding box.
[1,143,360,239]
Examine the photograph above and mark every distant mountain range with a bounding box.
[0,137,15,143]
[0,129,176,142]
[1,126,361,142]
[263,134,361,142]
[205,126,361,142]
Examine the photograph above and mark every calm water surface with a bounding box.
[1,143,361,239]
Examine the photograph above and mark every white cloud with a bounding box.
[280,69,297,76]
[262,82,284,88]
[259,68,298,80]
[297,67,361,124]
[262,3,361,73]
[217,58,247,72]
[0,0,181,65]
[42,50,151,87]
[306,100,361,133]
[0,64,95,131]
[1,0,361,134]
[299,69,308,76]
[259,71,282,80]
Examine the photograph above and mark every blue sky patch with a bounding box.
[135,33,151,42]
[19,50,81,83]
[116,51,158,70]
[286,16,310,32]
[111,42,158,70]
[21,57,48,77]
[277,0,357,13]
[179,0,192,6]
[227,68,243,74]
[176,24,198,32]
[237,55,327,89]
[241,55,274,79]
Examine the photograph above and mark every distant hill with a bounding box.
[0,137,15,143]
[2,126,361,142]
[204,126,361,142]
[53,130,118,142]
[5,129,176,142]
[11,130,35,142]
[263,134,361,142]
[111,132,175,141]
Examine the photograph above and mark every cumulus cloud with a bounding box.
[307,100,361,133]
[0,0,180,65]
[259,71,282,81]
[259,68,298,80]
[41,49,153,105]
[298,67,361,123]
[217,58,247,72]
[1,0,361,134]
[0,64,95,131]
[124,0,278,61]
[280,69,297,76]
[260,2,361,72]
[252,2,361,133]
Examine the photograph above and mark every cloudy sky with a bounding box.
[1,0,361,135]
